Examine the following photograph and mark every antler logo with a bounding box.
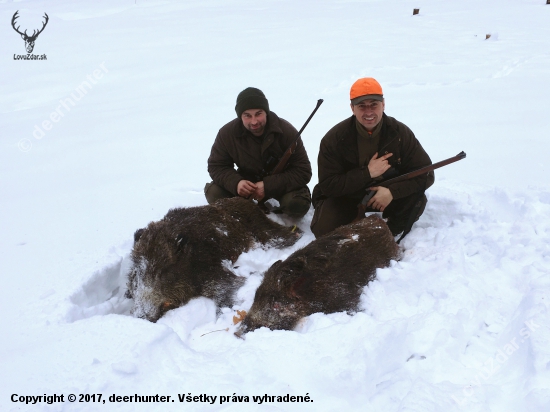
[11,10,49,54]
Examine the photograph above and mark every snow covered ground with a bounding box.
[1,0,550,410]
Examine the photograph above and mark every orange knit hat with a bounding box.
[350,77,384,104]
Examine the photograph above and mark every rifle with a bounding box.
[257,99,323,213]
[355,151,467,221]
[269,99,324,175]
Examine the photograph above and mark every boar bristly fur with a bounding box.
[236,215,401,336]
[126,197,301,322]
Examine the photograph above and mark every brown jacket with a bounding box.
[208,111,312,199]
[312,113,434,204]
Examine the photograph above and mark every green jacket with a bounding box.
[208,111,312,199]
[312,113,434,204]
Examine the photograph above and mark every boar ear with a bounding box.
[134,228,145,243]
[175,233,189,252]
[271,260,283,269]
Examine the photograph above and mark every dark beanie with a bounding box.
[235,87,269,117]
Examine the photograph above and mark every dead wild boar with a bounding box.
[235,215,400,336]
[126,197,301,322]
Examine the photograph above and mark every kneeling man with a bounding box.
[311,77,434,238]
[205,87,312,218]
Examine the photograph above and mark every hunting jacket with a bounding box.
[208,111,312,199]
[312,113,434,204]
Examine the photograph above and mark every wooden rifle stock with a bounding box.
[355,151,466,221]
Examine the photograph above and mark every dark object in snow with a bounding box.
[413,8,419,15]
[235,215,400,336]
[126,197,301,322]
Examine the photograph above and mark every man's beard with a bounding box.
[247,123,265,136]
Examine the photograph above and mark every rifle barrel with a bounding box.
[381,151,466,186]
[358,151,467,210]
[269,99,324,176]
[297,99,324,135]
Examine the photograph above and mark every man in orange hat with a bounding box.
[310,77,434,238]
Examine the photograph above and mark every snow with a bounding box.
[1,0,550,410]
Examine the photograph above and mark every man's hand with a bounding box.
[366,186,393,212]
[368,152,393,178]
[237,180,257,198]
[252,181,265,201]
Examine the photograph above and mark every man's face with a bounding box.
[241,109,267,136]
[351,99,385,131]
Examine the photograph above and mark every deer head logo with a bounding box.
[11,11,49,54]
